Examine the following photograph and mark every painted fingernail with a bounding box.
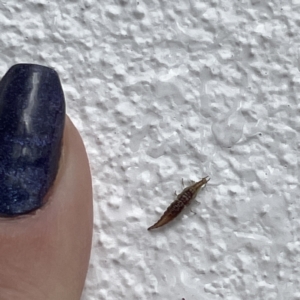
[0,64,65,216]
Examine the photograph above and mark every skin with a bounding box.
[0,117,93,300]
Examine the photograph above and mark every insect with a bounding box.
[148,176,210,230]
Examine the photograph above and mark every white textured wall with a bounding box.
[1,1,300,299]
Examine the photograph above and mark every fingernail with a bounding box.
[0,64,65,216]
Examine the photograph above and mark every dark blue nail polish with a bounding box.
[0,64,65,216]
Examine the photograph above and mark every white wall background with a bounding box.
[1,0,300,299]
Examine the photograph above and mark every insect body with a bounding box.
[148,176,210,230]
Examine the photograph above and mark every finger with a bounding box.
[0,64,93,300]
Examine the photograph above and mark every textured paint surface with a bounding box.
[0,1,299,299]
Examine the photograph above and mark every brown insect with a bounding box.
[148,176,210,230]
